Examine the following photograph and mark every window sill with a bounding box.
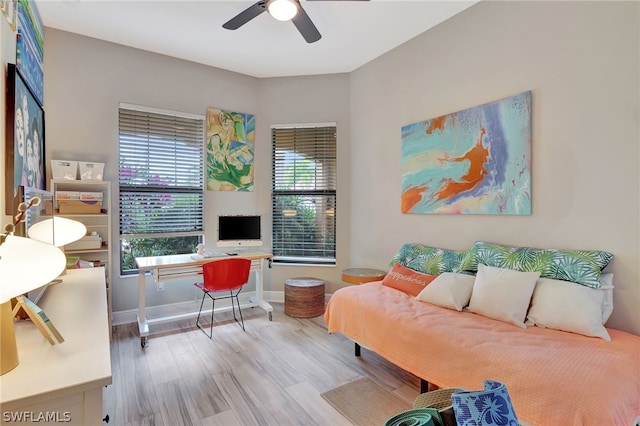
[273,257,336,267]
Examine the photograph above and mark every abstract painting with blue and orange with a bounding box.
[401,91,532,215]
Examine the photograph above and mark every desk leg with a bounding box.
[249,259,274,321]
[137,270,149,347]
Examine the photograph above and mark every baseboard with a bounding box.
[111,291,332,325]
[111,290,330,326]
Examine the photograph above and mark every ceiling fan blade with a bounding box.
[223,1,268,30]
[291,4,322,43]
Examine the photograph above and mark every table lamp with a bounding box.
[0,235,66,375]
[28,216,87,275]
[27,216,87,248]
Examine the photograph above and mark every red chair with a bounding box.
[194,257,252,337]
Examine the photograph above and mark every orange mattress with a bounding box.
[325,282,640,426]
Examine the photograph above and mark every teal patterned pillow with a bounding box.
[391,243,469,275]
[461,241,613,288]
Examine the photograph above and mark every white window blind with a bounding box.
[118,105,204,273]
[271,125,336,264]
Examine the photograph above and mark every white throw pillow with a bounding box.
[467,264,540,328]
[525,275,613,341]
[415,272,475,311]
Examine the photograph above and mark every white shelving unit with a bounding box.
[51,179,112,333]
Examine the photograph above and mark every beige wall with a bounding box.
[256,76,352,296]
[349,1,639,334]
[5,1,639,334]
[41,29,351,313]
[42,29,261,311]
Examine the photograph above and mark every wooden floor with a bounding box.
[103,302,421,426]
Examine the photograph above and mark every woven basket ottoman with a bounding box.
[284,277,325,318]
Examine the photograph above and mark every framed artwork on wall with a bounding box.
[206,107,255,191]
[16,0,44,105]
[401,91,532,215]
[5,63,45,214]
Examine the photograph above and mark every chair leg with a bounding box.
[209,296,215,338]
[229,291,235,321]
[195,292,213,338]
[197,290,245,336]
[231,289,245,331]
[196,292,216,339]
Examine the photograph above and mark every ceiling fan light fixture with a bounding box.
[267,0,298,22]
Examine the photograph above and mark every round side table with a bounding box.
[341,268,386,285]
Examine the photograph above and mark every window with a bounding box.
[118,104,204,274]
[271,124,336,264]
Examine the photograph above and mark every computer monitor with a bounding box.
[217,215,262,248]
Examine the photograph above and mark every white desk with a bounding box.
[134,251,273,347]
[0,268,112,425]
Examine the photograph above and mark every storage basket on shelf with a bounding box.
[56,191,103,214]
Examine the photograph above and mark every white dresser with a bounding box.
[0,268,112,425]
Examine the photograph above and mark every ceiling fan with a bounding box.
[222,0,370,44]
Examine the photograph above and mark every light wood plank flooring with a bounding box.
[104,302,420,425]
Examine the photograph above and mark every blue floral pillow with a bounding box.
[391,243,470,275]
[461,241,613,288]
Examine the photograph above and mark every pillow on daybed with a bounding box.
[415,272,475,311]
[391,243,469,275]
[600,273,614,323]
[461,241,613,289]
[525,273,614,341]
[467,264,540,328]
[382,263,437,296]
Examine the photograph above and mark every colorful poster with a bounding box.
[401,91,532,215]
[16,0,44,105]
[206,108,255,191]
[5,64,45,214]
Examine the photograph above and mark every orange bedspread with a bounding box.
[324,282,640,426]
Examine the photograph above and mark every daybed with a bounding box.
[325,242,640,426]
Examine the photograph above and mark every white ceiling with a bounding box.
[34,0,478,78]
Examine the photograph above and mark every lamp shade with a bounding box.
[27,217,87,247]
[0,235,66,303]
